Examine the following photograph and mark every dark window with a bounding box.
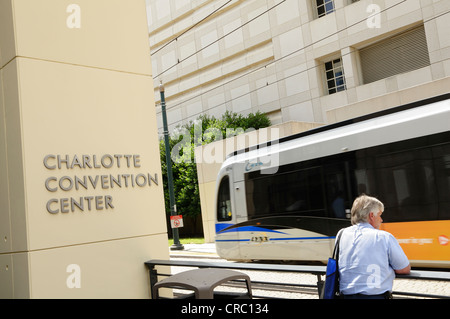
[246,164,330,219]
[316,0,335,18]
[432,144,450,220]
[324,161,354,219]
[244,131,450,223]
[374,148,438,222]
[325,58,346,95]
[217,176,232,221]
[352,132,450,222]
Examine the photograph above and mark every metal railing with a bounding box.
[145,259,450,299]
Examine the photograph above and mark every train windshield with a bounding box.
[217,175,232,221]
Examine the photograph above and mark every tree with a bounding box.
[160,111,271,236]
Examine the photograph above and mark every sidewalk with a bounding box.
[169,243,219,258]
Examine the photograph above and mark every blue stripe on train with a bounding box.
[216,224,287,235]
[215,223,234,233]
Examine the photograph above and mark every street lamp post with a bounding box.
[159,82,184,251]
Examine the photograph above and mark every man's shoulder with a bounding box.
[377,228,395,238]
[375,229,400,246]
[375,228,390,234]
[344,224,395,239]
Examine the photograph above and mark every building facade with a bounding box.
[147,0,450,131]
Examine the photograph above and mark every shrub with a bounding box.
[160,111,271,236]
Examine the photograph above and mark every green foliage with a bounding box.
[159,111,271,227]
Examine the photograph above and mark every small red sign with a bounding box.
[170,215,184,228]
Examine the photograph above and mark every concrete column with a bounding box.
[0,0,168,298]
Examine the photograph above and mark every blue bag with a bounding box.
[321,230,343,299]
[322,258,338,299]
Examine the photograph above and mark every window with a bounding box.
[431,144,450,220]
[315,0,335,18]
[217,176,232,221]
[244,130,450,222]
[374,148,438,222]
[359,25,430,84]
[353,132,450,222]
[325,58,346,94]
[245,166,327,219]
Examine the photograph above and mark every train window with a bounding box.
[217,176,232,221]
[243,131,450,222]
[432,144,450,219]
[374,148,438,222]
[245,166,327,218]
[324,162,352,218]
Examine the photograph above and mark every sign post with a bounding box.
[159,82,184,251]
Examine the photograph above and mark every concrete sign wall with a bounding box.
[0,0,168,298]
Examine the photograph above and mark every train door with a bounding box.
[324,159,354,254]
[216,171,245,260]
[325,160,354,219]
[217,174,233,224]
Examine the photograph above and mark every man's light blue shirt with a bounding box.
[338,223,410,295]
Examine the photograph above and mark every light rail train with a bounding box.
[214,94,450,268]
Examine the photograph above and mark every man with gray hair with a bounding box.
[338,194,410,299]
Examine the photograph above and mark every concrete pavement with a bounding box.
[169,243,219,258]
[166,243,450,298]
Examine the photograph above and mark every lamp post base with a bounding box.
[170,243,185,250]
